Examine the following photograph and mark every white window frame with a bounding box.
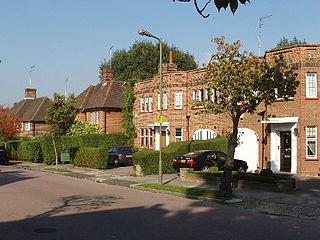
[175,128,183,142]
[149,97,153,112]
[140,98,145,112]
[158,93,168,110]
[306,73,317,98]
[144,97,149,113]
[306,126,317,159]
[89,112,99,124]
[192,129,217,140]
[211,89,217,103]
[174,91,183,109]
[23,122,31,131]
[163,93,168,110]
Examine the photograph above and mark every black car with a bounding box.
[108,147,133,167]
[172,150,248,173]
[0,147,9,165]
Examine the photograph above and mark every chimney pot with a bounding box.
[25,88,37,99]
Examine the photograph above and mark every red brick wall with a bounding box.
[133,68,231,148]
[240,45,320,175]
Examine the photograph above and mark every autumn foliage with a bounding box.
[0,106,21,142]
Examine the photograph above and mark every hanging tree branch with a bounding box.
[173,0,250,18]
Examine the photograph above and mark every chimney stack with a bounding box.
[169,49,173,64]
[161,49,177,73]
[25,88,37,99]
[102,67,114,82]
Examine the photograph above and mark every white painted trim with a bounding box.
[262,117,299,124]
[270,122,298,174]
[147,122,170,127]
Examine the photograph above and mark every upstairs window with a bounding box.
[174,91,183,109]
[306,73,317,98]
[140,98,145,112]
[149,97,153,112]
[158,93,168,110]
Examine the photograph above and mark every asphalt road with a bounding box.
[0,167,319,240]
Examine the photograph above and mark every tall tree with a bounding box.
[202,37,299,197]
[173,0,250,18]
[99,41,197,82]
[45,93,78,166]
[0,106,21,147]
[276,37,308,49]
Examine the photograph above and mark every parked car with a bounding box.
[108,147,133,167]
[0,147,9,165]
[172,150,248,173]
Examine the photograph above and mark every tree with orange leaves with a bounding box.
[0,106,21,147]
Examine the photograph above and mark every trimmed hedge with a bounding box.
[73,147,108,169]
[5,140,42,162]
[5,133,129,166]
[133,137,228,175]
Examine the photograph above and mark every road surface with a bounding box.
[0,167,319,240]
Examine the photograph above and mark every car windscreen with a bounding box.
[183,151,207,158]
[117,148,132,154]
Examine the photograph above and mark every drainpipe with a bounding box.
[186,115,190,141]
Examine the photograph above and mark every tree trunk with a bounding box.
[52,135,58,168]
[219,114,240,198]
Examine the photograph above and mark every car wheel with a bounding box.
[238,166,247,173]
[202,165,211,172]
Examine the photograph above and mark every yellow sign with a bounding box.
[157,116,163,123]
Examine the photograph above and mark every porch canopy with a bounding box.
[261,117,299,124]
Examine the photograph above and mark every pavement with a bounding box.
[3,161,320,220]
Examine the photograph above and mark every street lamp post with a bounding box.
[138,29,163,185]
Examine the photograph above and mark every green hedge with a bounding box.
[5,133,129,166]
[39,133,129,164]
[5,140,42,162]
[73,147,108,169]
[133,137,228,175]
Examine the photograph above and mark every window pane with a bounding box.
[307,126,317,138]
[307,140,316,157]
[175,128,182,136]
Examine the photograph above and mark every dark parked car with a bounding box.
[0,147,9,165]
[108,147,133,167]
[172,150,248,173]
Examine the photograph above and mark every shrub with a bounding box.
[16,141,42,162]
[73,147,108,169]
[133,137,228,175]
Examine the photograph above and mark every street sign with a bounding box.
[157,116,163,123]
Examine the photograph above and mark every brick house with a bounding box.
[133,46,320,176]
[238,45,320,176]
[133,51,231,151]
[11,88,50,137]
[75,68,126,133]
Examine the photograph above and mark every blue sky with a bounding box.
[1,0,319,105]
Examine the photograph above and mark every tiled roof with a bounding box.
[11,97,50,122]
[75,80,127,110]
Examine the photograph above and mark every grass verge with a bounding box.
[139,183,233,200]
[44,168,72,173]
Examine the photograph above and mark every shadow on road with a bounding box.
[0,195,319,240]
[0,170,37,187]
